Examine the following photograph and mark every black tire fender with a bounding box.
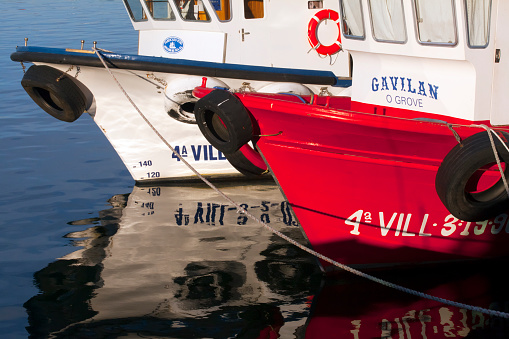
[194,89,253,154]
[435,131,509,221]
[21,65,86,122]
[225,144,268,177]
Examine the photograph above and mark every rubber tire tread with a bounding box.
[225,149,268,177]
[435,131,509,221]
[194,89,253,154]
[21,65,86,122]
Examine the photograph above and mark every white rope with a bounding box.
[93,48,509,319]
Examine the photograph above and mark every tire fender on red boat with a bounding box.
[194,89,253,154]
[164,76,229,124]
[21,65,87,122]
[436,131,509,222]
[225,144,268,176]
[308,9,342,56]
[194,89,268,176]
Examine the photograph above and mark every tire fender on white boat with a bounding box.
[164,76,229,124]
[21,65,87,122]
[436,131,509,222]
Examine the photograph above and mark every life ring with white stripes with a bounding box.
[308,9,342,56]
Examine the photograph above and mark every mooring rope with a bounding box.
[93,48,509,318]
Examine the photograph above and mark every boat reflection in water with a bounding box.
[24,180,321,338]
[24,181,509,338]
[306,262,509,338]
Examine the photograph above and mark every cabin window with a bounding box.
[308,1,323,9]
[340,0,365,39]
[210,0,231,21]
[368,0,406,43]
[414,0,457,45]
[244,0,264,19]
[465,0,491,48]
[144,0,176,20]
[123,0,148,21]
[173,0,211,21]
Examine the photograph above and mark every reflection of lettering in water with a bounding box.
[374,306,489,338]
[174,201,298,226]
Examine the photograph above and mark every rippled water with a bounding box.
[3,1,509,338]
[1,1,137,337]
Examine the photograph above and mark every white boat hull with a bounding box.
[15,47,348,182]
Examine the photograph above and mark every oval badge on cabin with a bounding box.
[163,37,184,54]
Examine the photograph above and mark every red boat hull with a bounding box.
[194,88,509,268]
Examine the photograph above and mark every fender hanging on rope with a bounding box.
[21,65,87,122]
[436,130,509,222]
[225,144,268,177]
[194,89,253,154]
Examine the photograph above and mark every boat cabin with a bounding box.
[121,0,350,77]
[340,0,509,125]
[121,0,507,124]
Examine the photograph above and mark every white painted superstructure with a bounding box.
[340,0,509,125]
[128,0,351,72]
[14,0,355,182]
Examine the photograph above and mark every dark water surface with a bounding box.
[3,1,509,338]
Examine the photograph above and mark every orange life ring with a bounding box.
[308,9,342,56]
